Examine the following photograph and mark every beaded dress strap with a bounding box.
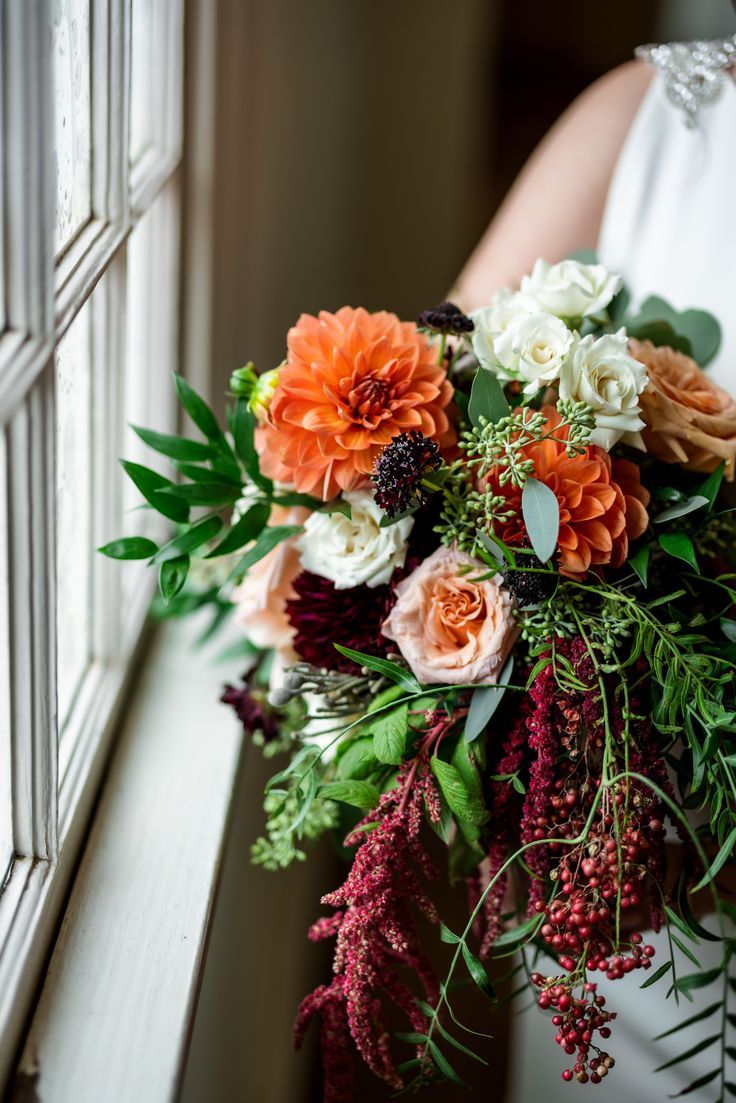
[635,33,736,127]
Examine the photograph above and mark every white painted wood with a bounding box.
[13,619,245,1103]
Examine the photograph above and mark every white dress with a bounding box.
[507,36,736,1103]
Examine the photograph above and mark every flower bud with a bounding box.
[229,362,258,397]
[249,367,280,424]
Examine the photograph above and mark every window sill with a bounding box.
[9,617,245,1103]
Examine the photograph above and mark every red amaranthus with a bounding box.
[294,757,442,1102]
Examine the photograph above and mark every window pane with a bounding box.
[0,430,13,878]
[56,301,93,727]
[52,0,92,255]
[129,0,155,166]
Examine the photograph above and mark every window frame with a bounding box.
[0,0,184,1088]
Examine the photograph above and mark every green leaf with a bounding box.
[461,943,497,1001]
[693,825,736,890]
[491,914,542,951]
[131,425,216,462]
[464,655,514,742]
[677,308,721,368]
[671,934,702,969]
[318,780,380,809]
[368,703,409,765]
[659,531,699,573]
[228,524,303,581]
[675,967,724,994]
[426,1041,467,1087]
[232,398,272,491]
[653,999,721,1040]
[174,373,225,442]
[469,369,509,428]
[653,1033,720,1073]
[567,248,599,264]
[654,495,709,524]
[521,476,559,564]
[639,960,672,989]
[698,462,726,509]
[627,318,692,356]
[430,757,488,826]
[98,536,159,560]
[206,502,271,557]
[120,460,190,523]
[440,923,460,944]
[167,482,242,506]
[173,463,243,486]
[670,1069,719,1097]
[333,645,421,694]
[159,555,190,604]
[335,737,379,781]
[721,618,736,644]
[629,543,650,587]
[152,515,224,564]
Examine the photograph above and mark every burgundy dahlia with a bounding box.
[220,676,279,741]
[417,300,474,335]
[373,430,443,518]
[286,571,400,672]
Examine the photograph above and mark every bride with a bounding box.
[454,25,736,1103]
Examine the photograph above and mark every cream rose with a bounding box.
[470,289,535,376]
[493,311,575,394]
[521,258,621,319]
[559,330,648,450]
[231,504,307,653]
[381,545,517,686]
[297,489,412,589]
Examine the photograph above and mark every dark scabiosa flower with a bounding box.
[502,563,558,607]
[286,571,401,672]
[220,677,279,741]
[373,430,442,518]
[417,300,474,335]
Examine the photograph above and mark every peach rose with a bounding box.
[631,339,736,480]
[231,506,308,656]
[381,545,517,686]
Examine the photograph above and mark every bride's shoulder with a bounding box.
[558,60,654,143]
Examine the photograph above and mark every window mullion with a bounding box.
[107,0,131,229]
[8,373,58,861]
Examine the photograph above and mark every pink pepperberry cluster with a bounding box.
[532,975,617,1084]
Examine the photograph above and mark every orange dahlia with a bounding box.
[486,409,650,578]
[255,307,456,500]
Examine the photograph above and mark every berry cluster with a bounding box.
[532,976,617,1084]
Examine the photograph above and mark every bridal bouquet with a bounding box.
[101,257,736,1099]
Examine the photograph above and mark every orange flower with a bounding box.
[630,340,736,479]
[256,307,456,500]
[486,409,650,578]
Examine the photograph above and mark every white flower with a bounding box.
[470,289,535,376]
[297,489,412,589]
[559,330,648,450]
[521,258,622,319]
[299,692,351,762]
[493,311,575,394]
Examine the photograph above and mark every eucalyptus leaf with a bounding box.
[469,369,509,428]
[521,477,559,564]
[654,495,709,524]
[464,655,514,742]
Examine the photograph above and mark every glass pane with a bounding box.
[52,0,92,255]
[129,0,155,166]
[0,430,13,877]
[122,189,180,617]
[56,301,93,727]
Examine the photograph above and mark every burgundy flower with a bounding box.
[286,570,401,672]
[220,676,278,741]
[373,430,443,518]
[417,301,474,335]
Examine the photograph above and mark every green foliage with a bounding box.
[521,476,559,564]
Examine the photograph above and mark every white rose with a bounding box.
[297,489,412,589]
[470,289,535,377]
[521,258,622,319]
[559,330,648,450]
[493,311,575,394]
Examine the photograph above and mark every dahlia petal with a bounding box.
[301,406,346,434]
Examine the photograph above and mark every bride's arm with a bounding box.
[454,60,653,311]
